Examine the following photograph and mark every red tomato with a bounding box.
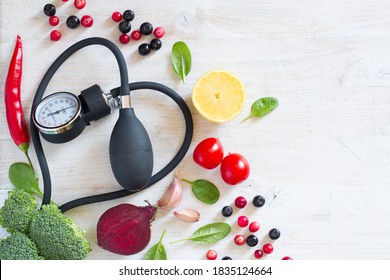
[193,138,224,169]
[220,153,250,185]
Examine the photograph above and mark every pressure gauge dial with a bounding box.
[33,92,86,143]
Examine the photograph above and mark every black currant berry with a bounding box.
[150,38,162,51]
[222,256,232,260]
[66,15,80,29]
[138,43,151,56]
[246,235,259,247]
[44,4,56,17]
[269,228,281,240]
[140,22,153,35]
[123,10,135,21]
[253,195,266,208]
[221,206,233,217]
[118,21,132,33]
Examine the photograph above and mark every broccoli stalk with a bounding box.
[0,189,37,233]
[29,204,91,260]
[0,232,43,260]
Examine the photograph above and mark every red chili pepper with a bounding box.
[4,35,29,154]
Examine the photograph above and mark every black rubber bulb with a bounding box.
[109,108,153,192]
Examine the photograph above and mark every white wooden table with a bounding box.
[1,0,390,260]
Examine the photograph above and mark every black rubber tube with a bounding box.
[59,82,193,212]
[31,37,130,207]
[30,37,193,212]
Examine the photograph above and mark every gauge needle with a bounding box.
[46,105,77,117]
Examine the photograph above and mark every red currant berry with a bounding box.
[74,0,86,9]
[62,0,69,2]
[50,30,61,41]
[282,256,293,260]
[81,15,93,27]
[49,16,60,26]
[254,250,264,259]
[263,243,274,254]
[234,234,246,246]
[153,27,165,38]
[237,215,249,227]
[206,249,217,260]
[119,34,130,44]
[249,221,260,232]
[131,30,142,41]
[112,11,122,22]
[235,196,247,209]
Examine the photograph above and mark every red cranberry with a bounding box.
[50,30,61,41]
[49,16,60,26]
[153,27,165,38]
[282,256,293,260]
[249,221,260,232]
[234,234,246,246]
[254,249,264,259]
[81,15,93,27]
[206,249,217,260]
[74,0,86,9]
[131,30,142,41]
[119,34,130,44]
[112,11,122,22]
[263,243,274,254]
[237,215,249,227]
[235,196,247,209]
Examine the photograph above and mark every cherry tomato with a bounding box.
[193,138,224,169]
[220,153,250,185]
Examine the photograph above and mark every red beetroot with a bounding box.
[97,203,157,255]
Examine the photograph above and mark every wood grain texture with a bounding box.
[1,0,390,260]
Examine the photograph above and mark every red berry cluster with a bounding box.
[43,1,93,41]
[111,10,165,56]
[214,195,292,260]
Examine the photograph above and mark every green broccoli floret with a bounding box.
[0,189,37,233]
[0,232,43,260]
[29,204,91,260]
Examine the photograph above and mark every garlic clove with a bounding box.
[173,209,201,223]
[157,177,183,210]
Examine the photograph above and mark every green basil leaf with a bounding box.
[144,229,167,260]
[8,162,42,196]
[170,222,231,244]
[182,179,220,204]
[171,41,192,83]
[242,97,279,122]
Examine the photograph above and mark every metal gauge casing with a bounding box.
[33,92,86,143]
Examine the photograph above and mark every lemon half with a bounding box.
[192,70,246,123]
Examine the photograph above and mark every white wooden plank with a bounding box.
[0,0,390,260]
